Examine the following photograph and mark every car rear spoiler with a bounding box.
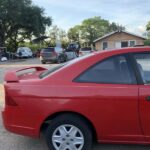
[4,66,47,83]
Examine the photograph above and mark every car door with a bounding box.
[75,54,143,142]
[133,52,150,141]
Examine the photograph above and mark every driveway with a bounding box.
[0,57,41,66]
[0,58,150,150]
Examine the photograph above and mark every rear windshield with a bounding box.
[41,48,54,53]
[81,47,92,51]
[39,64,65,78]
[19,49,25,52]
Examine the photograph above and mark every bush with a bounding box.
[18,43,47,52]
[144,39,150,46]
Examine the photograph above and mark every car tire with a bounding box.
[45,114,93,150]
[64,55,68,62]
[57,56,62,64]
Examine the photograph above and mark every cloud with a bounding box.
[33,0,150,34]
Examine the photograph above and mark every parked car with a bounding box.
[79,47,95,57]
[16,47,33,58]
[3,47,150,150]
[40,47,67,64]
[65,48,78,60]
[64,42,80,60]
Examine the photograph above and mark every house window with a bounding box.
[129,40,136,47]
[121,40,136,48]
[121,41,128,48]
[103,42,108,50]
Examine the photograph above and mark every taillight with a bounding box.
[5,92,18,106]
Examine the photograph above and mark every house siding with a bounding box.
[95,32,145,51]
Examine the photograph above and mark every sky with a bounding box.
[32,0,150,35]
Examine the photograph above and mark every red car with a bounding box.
[2,47,150,150]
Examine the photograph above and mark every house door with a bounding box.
[115,42,121,49]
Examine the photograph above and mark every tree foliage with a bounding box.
[68,16,125,46]
[146,21,150,39]
[144,40,150,46]
[47,25,69,48]
[146,21,150,31]
[0,0,52,51]
[68,25,81,43]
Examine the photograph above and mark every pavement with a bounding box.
[0,84,4,108]
[0,58,150,150]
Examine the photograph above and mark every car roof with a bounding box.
[43,46,150,83]
[95,47,150,56]
[67,46,150,67]
[74,46,150,65]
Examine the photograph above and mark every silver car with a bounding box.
[79,47,93,57]
[16,47,33,58]
[40,47,67,64]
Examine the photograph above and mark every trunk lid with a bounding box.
[4,66,47,83]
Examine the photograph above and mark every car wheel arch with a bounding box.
[40,111,97,142]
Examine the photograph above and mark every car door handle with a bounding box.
[146,96,150,101]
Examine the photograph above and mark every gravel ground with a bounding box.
[0,58,41,65]
[0,84,4,109]
[0,58,41,83]
[0,58,53,84]
[0,58,53,150]
[0,58,150,150]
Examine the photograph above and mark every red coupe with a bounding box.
[2,47,150,150]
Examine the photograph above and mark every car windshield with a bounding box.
[81,47,92,51]
[39,53,94,79]
[41,48,54,53]
[19,49,25,52]
[39,64,65,79]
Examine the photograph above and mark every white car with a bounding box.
[17,47,33,58]
[79,47,94,57]
[65,50,78,60]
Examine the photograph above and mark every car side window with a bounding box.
[134,53,150,84]
[75,55,136,84]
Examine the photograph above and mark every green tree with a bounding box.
[109,22,125,32]
[144,40,150,46]
[47,25,69,48]
[0,0,52,51]
[81,17,109,45]
[146,21,150,31]
[67,16,125,46]
[68,25,81,43]
[146,22,150,39]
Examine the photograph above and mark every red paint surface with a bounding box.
[2,47,150,144]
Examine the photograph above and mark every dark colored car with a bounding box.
[40,47,67,64]
[3,47,150,150]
